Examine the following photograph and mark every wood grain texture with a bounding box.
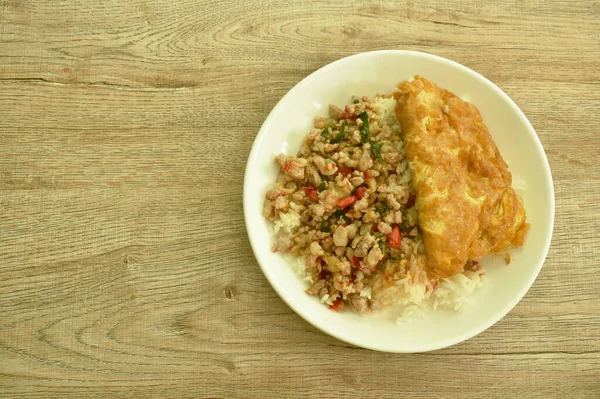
[1,0,599,398]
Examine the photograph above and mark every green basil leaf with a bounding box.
[331,121,346,144]
[358,112,369,144]
[371,141,382,162]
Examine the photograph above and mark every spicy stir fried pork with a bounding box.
[263,95,425,313]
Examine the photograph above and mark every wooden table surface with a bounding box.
[1,1,599,398]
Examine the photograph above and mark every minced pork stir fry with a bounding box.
[263,95,426,314]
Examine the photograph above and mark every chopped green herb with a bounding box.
[375,201,389,215]
[353,99,360,104]
[320,220,331,233]
[377,239,388,255]
[318,181,327,192]
[371,141,382,162]
[332,209,351,224]
[400,219,410,232]
[358,112,369,144]
[320,127,331,139]
[331,121,346,144]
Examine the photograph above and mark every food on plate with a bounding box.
[262,76,528,316]
[395,76,529,279]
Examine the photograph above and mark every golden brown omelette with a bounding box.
[394,76,529,279]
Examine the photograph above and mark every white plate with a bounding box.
[243,50,554,352]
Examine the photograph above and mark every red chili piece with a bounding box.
[387,225,402,248]
[302,186,319,201]
[355,186,367,199]
[329,297,344,312]
[338,106,359,121]
[338,165,353,177]
[336,195,357,209]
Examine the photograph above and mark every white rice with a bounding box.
[273,210,301,234]
[396,268,486,323]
